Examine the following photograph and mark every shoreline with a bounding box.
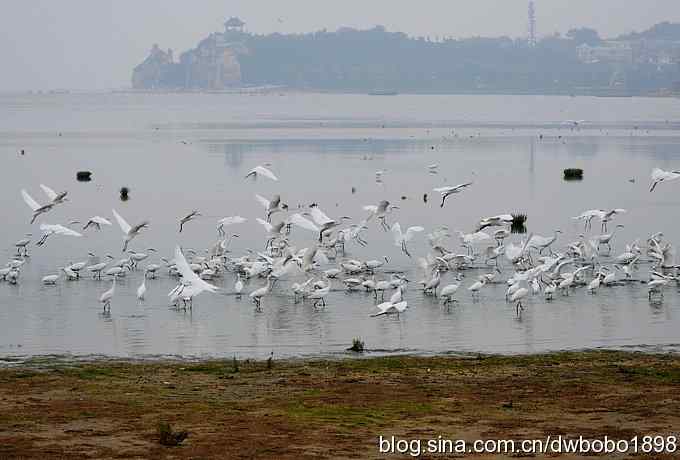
[2,350,679,458]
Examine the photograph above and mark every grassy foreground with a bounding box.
[1,351,679,459]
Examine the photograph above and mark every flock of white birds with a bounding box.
[3,165,680,318]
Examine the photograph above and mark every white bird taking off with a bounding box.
[112,209,149,252]
[83,216,113,231]
[391,222,425,257]
[433,182,473,208]
[36,224,82,247]
[649,168,680,192]
[245,165,278,181]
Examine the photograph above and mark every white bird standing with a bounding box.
[245,165,278,181]
[112,209,149,252]
[391,222,425,257]
[99,276,116,311]
[137,278,147,301]
[433,182,473,208]
[249,277,273,311]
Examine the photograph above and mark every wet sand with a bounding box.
[1,351,679,459]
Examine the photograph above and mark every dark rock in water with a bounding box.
[511,213,527,234]
[76,171,92,182]
[120,187,130,201]
[423,193,428,203]
[563,168,584,181]
[401,196,407,200]
[351,186,356,194]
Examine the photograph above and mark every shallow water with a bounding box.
[1,92,680,360]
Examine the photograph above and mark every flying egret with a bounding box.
[650,167,680,192]
[36,224,82,247]
[170,245,218,306]
[433,182,473,208]
[21,189,55,224]
[112,209,149,252]
[391,223,425,257]
[308,204,351,243]
[83,216,112,231]
[179,210,201,233]
[364,200,398,231]
[256,194,285,222]
[245,165,278,181]
[217,216,247,236]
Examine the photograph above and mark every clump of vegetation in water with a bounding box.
[563,168,584,181]
[267,351,274,370]
[348,337,365,353]
[157,421,189,446]
[119,186,130,201]
[511,213,527,234]
[76,171,92,182]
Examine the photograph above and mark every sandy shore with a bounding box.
[1,351,679,459]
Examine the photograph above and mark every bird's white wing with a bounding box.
[173,246,218,292]
[392,301,408,313]
[92,216,112,226]
[40,224,82,237]
[218,216,247,226]
[433,186,453,193]
[314,249,329,265]
[309,206,332,225]
[651,168,667,182]
[371,302,393,317]
[363,205,378,213]
[289,213,320,232]
[255,194,270,210]
[405,226,425,241]
[391,222,403,244]
[21,189,41,211]
[112,209,132,234]
[255,218,273,232]
[249,165,278,181]
[39,184,58,201]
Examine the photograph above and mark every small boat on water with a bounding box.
[368,90,398,96]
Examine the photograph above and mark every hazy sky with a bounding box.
[1,0,679,91]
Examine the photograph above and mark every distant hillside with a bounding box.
[132,20,680,95]
[619,22,680,41]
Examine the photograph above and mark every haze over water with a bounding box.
[1,92,680,361]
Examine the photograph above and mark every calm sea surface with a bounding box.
[1,92,680,361]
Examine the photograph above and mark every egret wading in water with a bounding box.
[99,276,117,311]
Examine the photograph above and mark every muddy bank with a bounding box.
[1,351,679,459]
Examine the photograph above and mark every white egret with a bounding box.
[249,277,273,311]
[179,210,201,233]
[650,167,680,192]
[433,182,473,208]
[217,216,247,236]
[36,224,82,247]
[245,165,278,181]
[21,189,55,224]
[42,274,59,285]
[112,209,149,252]
[99,276,116,311]
[137,278,147,301]
[370,301,408,317]
[83,216,112,231]
[391,223,425,257]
